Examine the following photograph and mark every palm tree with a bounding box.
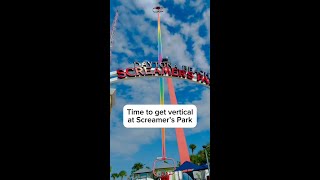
[119,170,127,180]
[190,154,201,165]
[110,166,112,173]
[132,162,144,172]
[111,173,118,180]
[131,162,144,178]
[189,144,197,154]
[189,142,211,166]
[197,150,207,164]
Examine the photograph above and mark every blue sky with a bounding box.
[110,0,210,177]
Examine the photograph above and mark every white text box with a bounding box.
[123,105,197,128]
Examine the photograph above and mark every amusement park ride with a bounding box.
[152,5,177,179]
[110,5,196,180]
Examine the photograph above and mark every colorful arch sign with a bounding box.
[110,61,210,88]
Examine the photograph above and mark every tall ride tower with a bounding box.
[153,5,190,165]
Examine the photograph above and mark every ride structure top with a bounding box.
[153,6,164,13]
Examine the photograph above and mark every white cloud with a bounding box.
[193,41,209,71]
[159,10,180,27]
[173,0,186,5]
[110,78,166,156]
[190,0,206,13]
[112,29,135,57]
[115,0,135,13]
[180,23,209,71]
[189,89,210,133]
[110,128,160,156]
[161,24,194,68]
[203,8,210,43]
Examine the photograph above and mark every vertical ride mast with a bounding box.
[153,5,191,165]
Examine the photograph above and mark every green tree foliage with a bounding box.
[189,144,197,154]
[131,162,144,177]
[132,162,144,172]
[190,154,202,165]
[111,173,119,180]
[119,170,127,180]
[189,143,210,165]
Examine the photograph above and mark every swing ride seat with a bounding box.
[152,157,176,177]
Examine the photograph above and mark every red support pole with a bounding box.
[167,78,191,163]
